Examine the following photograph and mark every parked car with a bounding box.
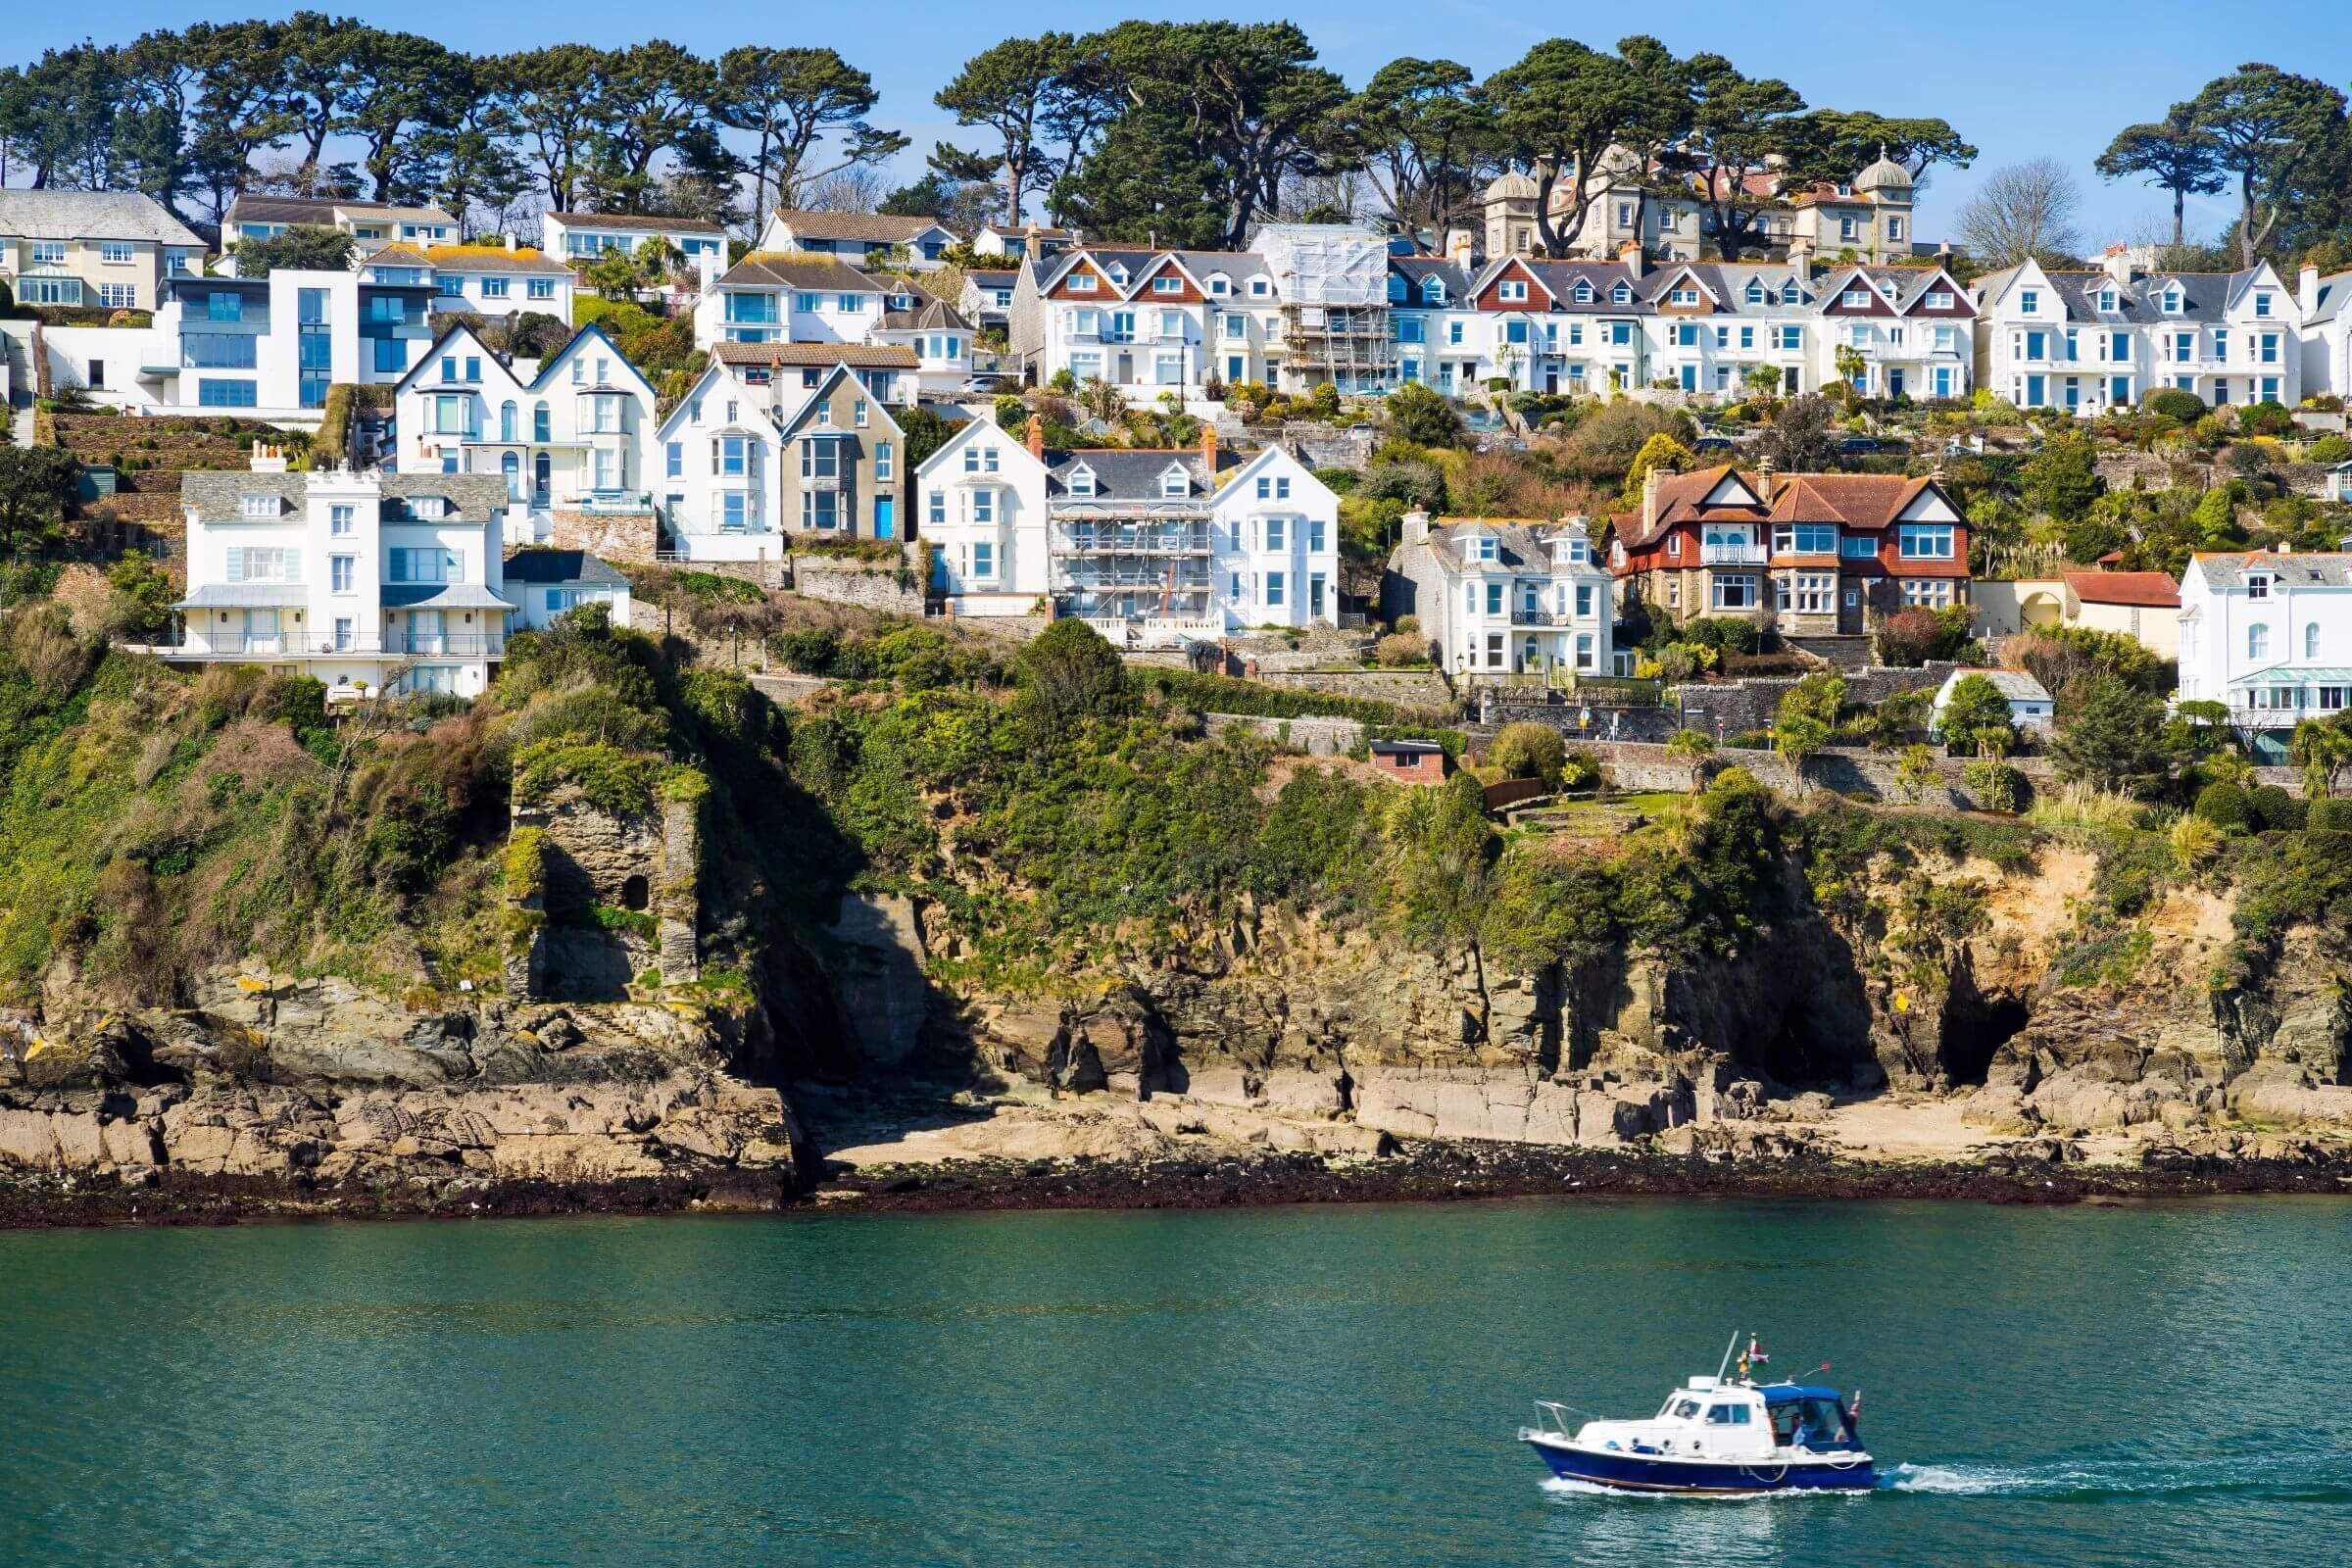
[960,374,1017,396]
[1838,435,1906,455]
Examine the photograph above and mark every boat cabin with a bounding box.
[1567,1377,1859,1463]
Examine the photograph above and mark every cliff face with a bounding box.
[0,967,809,1200]
[925,835,2352,1151]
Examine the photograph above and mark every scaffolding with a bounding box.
[1255,224,1396,391]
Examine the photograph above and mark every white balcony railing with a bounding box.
[1699,543,1767,565]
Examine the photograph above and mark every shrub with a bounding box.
[2142,387,2206,421]
[2027,781,2144,830]
[2247,783,2305,832]
[2169,813,2224,868]
[2237,401,2293,437]
[2308,797,2352,834]
[2192,781,2253,833]
[2309,434,2352,465]
[1384,381,1465,448]
[1962,760,2027,812]
[1373,632,1427,667]
[1488,721,1567,789]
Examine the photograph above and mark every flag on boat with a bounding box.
[1746,1337,1769,1365]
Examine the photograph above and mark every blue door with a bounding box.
[873,496,895,540]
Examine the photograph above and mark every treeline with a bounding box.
[0,18,902,232]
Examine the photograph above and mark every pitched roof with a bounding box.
[710,341,919,369]
[877,298,971,332]
[1764,473,1938,530]
[717,253,886,291]
[2063,570,2179,609]
[2192,551,2352,590]
[1943,667,2052,704]
[1613,466,1766,547]
[552,211,723,234]
[769,210,954,244]
[179,471,509,524]
[420,244,571,275]
[1044,447,1238,503]
[504,549,630,585]
[227,194,458,227]
[1415,518,1592,575]
[0,190,204,248]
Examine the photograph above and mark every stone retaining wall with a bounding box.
[552,508,659,566]
[793,562,926,614]
[1575,739,2059,808]
[1672,662,1958,738]
[1206,712,1365,757]
[1249,667,1453,711]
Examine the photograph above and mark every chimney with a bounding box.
[1642,463,1663,532]
[2101,244,2138,284]
[1201,424,1218,472]
[505,231,518,254]
[1024,413,1044,461]
[2302,262,2323,317]
[1446,227,1475,268]
[250,442,288,473]
[1619,241,1644,279]
[1401,508,1431,547]
[1757,454,1777,498]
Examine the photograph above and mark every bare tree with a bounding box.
[800,165,890,214]
[1955,158,2085,270]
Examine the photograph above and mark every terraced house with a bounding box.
[2176,550,2352,762]
[1008,246,1282,401]
[692,254,888,348]
[539,211,725,269]
[0,190,204,312]
[1974,252,2299,414]
[656,359,906,561]
[1610,465,1970,637]
[392,322,658,539]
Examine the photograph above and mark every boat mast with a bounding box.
[1716,1330,1740,1383]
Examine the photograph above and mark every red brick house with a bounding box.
[1609,464,1969,636]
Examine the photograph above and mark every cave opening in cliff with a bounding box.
[1941,984,2031,1086]
[1757,1009,1855,1092]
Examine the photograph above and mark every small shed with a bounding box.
[1931,666,2055,736]
[1368,739,1449,783]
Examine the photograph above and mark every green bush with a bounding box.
[2247,783,2306,832]
[2193,781,2252,833]
[2142,387,2205,421]
[2307,797,2352,834]
[2309,434,2352,465]
[1961,760,2027,812]
[1489,721,1567,789]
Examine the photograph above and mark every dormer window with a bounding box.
[239,494,278,518]
[1249,277,1269,297]
[408,495,447,519]
[1744,279,1765,304]
[1159,466,1189,499]
[1068,465,1096,497]
[1422,279,1444,305]
[1572,280,1594,304]
[2247,572,2271,600]
[1106,264,1128,286]
[2097,288,2117,312]
[1498,279,1528,303]
[2163,288,2181,314]
[1472,535,1496,563]
[1610,283,1631,304]
[1207,274,1230,296]
[1781,282,1800,305]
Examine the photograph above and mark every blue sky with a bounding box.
[20,3,2351,243]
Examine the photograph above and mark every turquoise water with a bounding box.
[3,1198,2348,1565]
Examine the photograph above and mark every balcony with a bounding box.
[1509,609,1584,628]
[386,632,506,658]
[1699,543,1768,565]
[557,491,656,514]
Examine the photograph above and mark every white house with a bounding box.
[2301,263,2352,400]
[223,194,458,253]
[757,211,959,269]
[1973,254,2299,416]
[1007,248,1279,403]
[393,321,658,541]
[1931,667,2055,738]
[2176,549,2352,762]
[1381,511,1616,680]
[540,211,725,270]
[158,452,513,701]
[692,254,889,348]
[0,189,205,311]
[972,223,1075,260]
[917,420,1341,640]
[385,241,575,321]
[503,549,633,632]
[866,296,974,398]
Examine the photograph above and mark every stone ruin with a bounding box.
[505,784,700,1003]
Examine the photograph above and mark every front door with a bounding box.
[1544,369,1558,393]
[873,496,895,540]
[1886,368,1904,399]
[410,610,443,656]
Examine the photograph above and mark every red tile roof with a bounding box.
[2064,570,2179,609]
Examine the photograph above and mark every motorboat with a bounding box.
[1520,1337,1875,1495]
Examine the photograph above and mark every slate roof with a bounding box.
[877,299,971,332]
[0,190,204,248]
[2309,270,2352,325]
[1391,257,1473,301]
[381,582,516,611]
[1976,264,2266,324]
[2064,570,2179,609]
[2192,551,2352,590]
[174,583,309,609]
[1942,667,2052,705]
[1417,518,1592,575]
[1043,447,1240,503]
[710,341,919,369]
[504,549,631,586]
[553,211,723,234]
[227,194,458,227]
[769,210,954,243]
[179,471,509,524]
[718,253,887,291]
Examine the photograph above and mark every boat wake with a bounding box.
[1883,1452,2352,1504]
[1539,1477,1861,1504]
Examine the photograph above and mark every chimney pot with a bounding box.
[1642,463,1663,531]
[505,231,517,253]
[1024,413,1044,460]
[2301,262,2323,318]
[1201,424,1218,472]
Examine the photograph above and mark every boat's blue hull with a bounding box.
[1528,1440,1876,1494]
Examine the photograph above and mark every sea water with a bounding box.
[3,1197,2346,1565]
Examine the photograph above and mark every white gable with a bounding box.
[1703,472,1764,508]
[1898,486,1959,523]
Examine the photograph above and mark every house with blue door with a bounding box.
[656,358,906,562]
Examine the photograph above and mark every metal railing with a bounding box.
[1699,543,1768,565]
[386,632,505,657]
[556,491,656,514]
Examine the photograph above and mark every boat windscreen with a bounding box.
[1776,1396,1854,1450]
